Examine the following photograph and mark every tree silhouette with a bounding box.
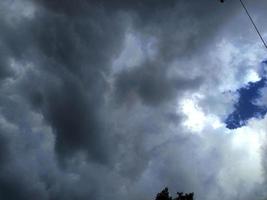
[155,188,194,200]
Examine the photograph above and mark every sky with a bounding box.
[0,0,267,200]
[225,61,267,129]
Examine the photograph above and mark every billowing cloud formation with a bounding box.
[0,0,267,200]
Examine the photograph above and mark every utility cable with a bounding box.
[239,0,267,49]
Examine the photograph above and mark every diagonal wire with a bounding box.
[239,0,267,49]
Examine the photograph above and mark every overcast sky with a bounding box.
[1,0,267,200]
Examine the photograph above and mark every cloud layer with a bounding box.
[0,0,267,200]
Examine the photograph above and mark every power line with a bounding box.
[239,0,267,49]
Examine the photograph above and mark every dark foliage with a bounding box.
[155,187,194,200]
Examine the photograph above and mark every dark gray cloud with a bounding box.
[0,134,8,166]
[114,61,203,106]
[0,0,266,200]
[7,0,127,163]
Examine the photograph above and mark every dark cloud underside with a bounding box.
[1,0,266,200]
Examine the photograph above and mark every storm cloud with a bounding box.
[0,0,267,200]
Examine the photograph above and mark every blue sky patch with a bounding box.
[225,61,267,129]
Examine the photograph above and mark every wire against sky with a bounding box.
[239,0,267,49]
